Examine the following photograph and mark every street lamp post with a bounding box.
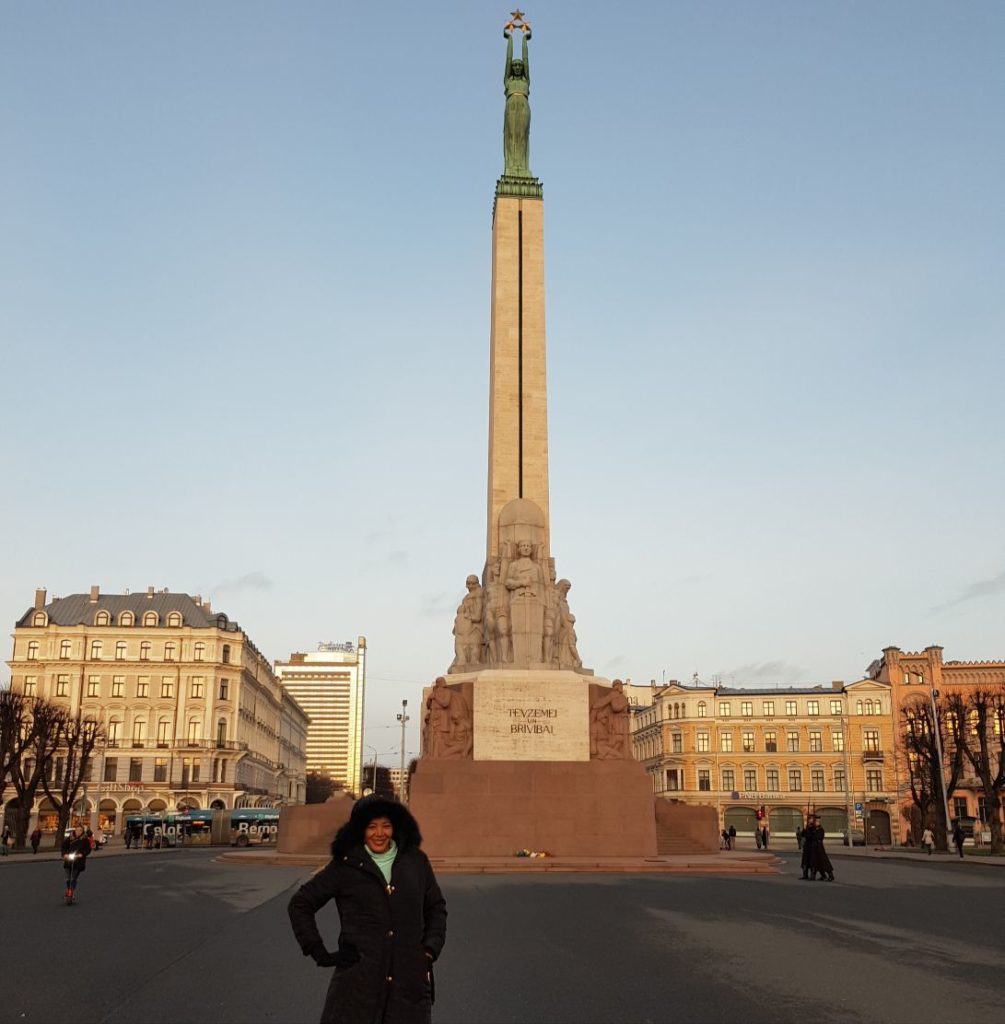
[929,688,953,840]
[396,701,410,804]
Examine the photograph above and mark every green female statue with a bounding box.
[503,25,532,178]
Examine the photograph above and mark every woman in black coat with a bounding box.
[61,824,91,900]
[288,797,447,1024]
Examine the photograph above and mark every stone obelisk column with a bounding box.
[486,25,549,564]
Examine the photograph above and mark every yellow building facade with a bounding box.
[5,587,308,835]
[632,679,897,841]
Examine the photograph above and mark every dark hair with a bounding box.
[330,796,423,858]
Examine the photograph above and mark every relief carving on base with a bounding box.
[422,676,473,759]
[590,680,631,760]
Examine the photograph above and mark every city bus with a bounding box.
[124,808,279,847]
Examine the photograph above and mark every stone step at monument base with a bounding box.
[409,757,657,858]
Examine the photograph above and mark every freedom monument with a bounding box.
[409,14,660,857]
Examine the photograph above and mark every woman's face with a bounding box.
[364,816,394,854]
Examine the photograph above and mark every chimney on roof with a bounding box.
[34,588,47,609]
[147,586,155,598]
[194,595,202,607]
[89,585,100,603]
[204,600,212,614]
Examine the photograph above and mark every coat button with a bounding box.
[387,930,394,937]
[386,976,393,983]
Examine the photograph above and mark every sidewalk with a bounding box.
[733,837,1005,868]
[0,843,183,864]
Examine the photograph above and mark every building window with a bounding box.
[182,757,201,784]
[222,644,231,664]
[740,701,753,717]
[666,769,680,791]
[120,611,134,627]
[788,768,803,791]
[809,730,822,752]
[697,732,710,753]
[107,719,122,747]
[27,641,39,660]
[132,720,146,747]
[866,768,883,792]
[830,699,842,715]
[742,730,754,752]
[763,700,774,717]
[671,732,682,753]
[811,768,825,791]
[129,758,143,782]
[785,700,797,716]
[157,719,170,747]
[194,642,205,661]
[807,700,819,716]
[87,676,100,698]
[743,768,757,790]
[60,640,71,659]
[697,770,711,792]
[216,719,227,746]
[953,797,968,819]
[32,612,46,627]
[718,702,731,718]
[856,700,863,715]
[697,701,707,718]
[154,758,168,782]
[143,611,158,627]
[832,729,844,752]
[218,761,226,784]
[114,641,126,660]
[164,642,176,661]
[786,731,800,752]
[219,679,229,701]
[24,676,37,696]
[863,729,880,753]
[191,677,204,699]
[54,757,64,784]
[161,679,174,699]
[55,675,69,697]
[111,676,124,698]
[720,732,733,753]
[168,612,182,627]
[764,730,777,753]
[721,768,735,791]
[977,797,989,823]
[187,720,200,745]
[89,640,102,660]
[136,676,149,698]
[140,642,151,661]
[766,768,780,792]
[833,766,846,791]
[103,758,118,783]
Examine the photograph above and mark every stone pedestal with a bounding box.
[410,758,657,858]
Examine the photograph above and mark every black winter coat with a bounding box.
[288,801,447,1024]
[61,835,90,871]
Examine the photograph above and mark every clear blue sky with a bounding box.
[2,2,1003,763]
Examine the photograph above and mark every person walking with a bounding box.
[808,815,835,881]
[61,825,91,903]
[800,816,816,879]
[30,826,43,854]
[795,826,803,850]
[727,824,736,850]
[921,826,935,855]
[0,825,11,856]
[288,796,447,1024]
[952,821,965,858]
[760,824,769,850]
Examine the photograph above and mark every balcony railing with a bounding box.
[99,739,248,752]
[862,749,885,762]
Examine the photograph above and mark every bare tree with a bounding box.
[946,687,1005,855]
[1,689,34,806]
[41,713,104,845]
[8,698,65,848]
[901,694,964,852]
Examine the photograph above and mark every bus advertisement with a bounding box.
[124,808,279,847]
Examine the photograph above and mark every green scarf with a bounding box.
[365,839,398,883]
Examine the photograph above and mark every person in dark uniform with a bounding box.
[288,796,447,1024]
[808,815,835,881]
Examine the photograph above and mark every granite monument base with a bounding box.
[409,757,658,858]
[276,792,354,856]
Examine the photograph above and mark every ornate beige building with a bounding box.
[274,639,367,794]
[6,587,308,834]
[631,679,897,842]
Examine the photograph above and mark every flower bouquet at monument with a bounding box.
[515,848,553,858]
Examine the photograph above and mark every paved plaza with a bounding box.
[1,847,1002,1024]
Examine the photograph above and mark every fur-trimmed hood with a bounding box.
[331,796,423,858]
